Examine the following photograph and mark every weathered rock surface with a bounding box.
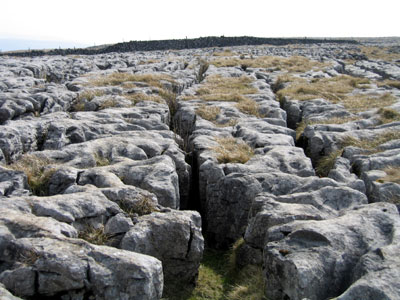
[264,202,400,300]
[121,210,204,288]
[1,40,399,299]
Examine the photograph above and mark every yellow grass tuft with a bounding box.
[213,49,236,56]
[212,55,329,72]
[377,79,400,89]
[78,225,110,245]
[9,155,55,196]
[235,98,262,117]
[359,46,400,62]
[125,93,164,105]
[212,137,254,164]
[89,72,175,88]
[377,167,400,185]
[378,107,400,124]
[195,105,221,121]
[341,130,400,151]
[315,149,344,177]
[196,75,257,102]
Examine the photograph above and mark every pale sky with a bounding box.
[1,0,399,49]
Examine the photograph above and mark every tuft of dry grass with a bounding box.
[212,137,254,164]
[342,93,396,113]
[235,98,262,117]
[316,130,400,177]
[119,196,159,217]
[376,167,400,184]
[213,49,236,57]
[78,89,106,101]
[99,98,119,110]
[9,155,55,196]
[296,116,361,141]
[276,75,397,113]
[94,153,111,167]
[89,72,175,88]
[212,55,329,72]
[195,105,221,121]
[378,107,400,124]
[196,59,209,83]
[125,93,164,105]
[196,75,257,102]
[73,90,107,111]
[78,225,110,245]
[359,46,400,62]
[341,130,400,151]
[377,79,400,89]
[276,75,371,102]
[315,149,344,177]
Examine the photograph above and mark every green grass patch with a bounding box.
[163,245,265,300]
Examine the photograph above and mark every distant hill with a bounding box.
[1,36,358,57]
[0,38,88,52]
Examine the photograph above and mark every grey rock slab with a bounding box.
[0,166,30,196]
[121,210,203,286]
[0,237,163,299]
[264,202,400,300]
[0,208,78,239]
[245,186,367,250]
[104,213,134,235]
[245,146,315,177]
[108,156,180,209]
[27,191,122,228]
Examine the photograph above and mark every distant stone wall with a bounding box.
[1,36,358,57]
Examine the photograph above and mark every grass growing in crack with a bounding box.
[212,137,254,164]
[94,153,111,167]
[377,79,400,89]
[212,55,329,72]
[99,98,119,110]
[376,167,400,185]
[196,75,257,102]
[276,75,397,112]
[315,149,344,177]
[9,155,55,196]
[341,130,400,151]
[315,130,400,177]
[78,225,110,245]
[296,116,361,141]
[163,239,265,300]
[196,59,209,83]
[378,107,400,124]
[195,105,221,122]
[359,46,400,62]
[119,196,159,217]
[213,49,236,57]
[343,93,396,113]
[125,93,165,105]
[90,72,175,88]
[235,98,262,117]
[276,75,371,102]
